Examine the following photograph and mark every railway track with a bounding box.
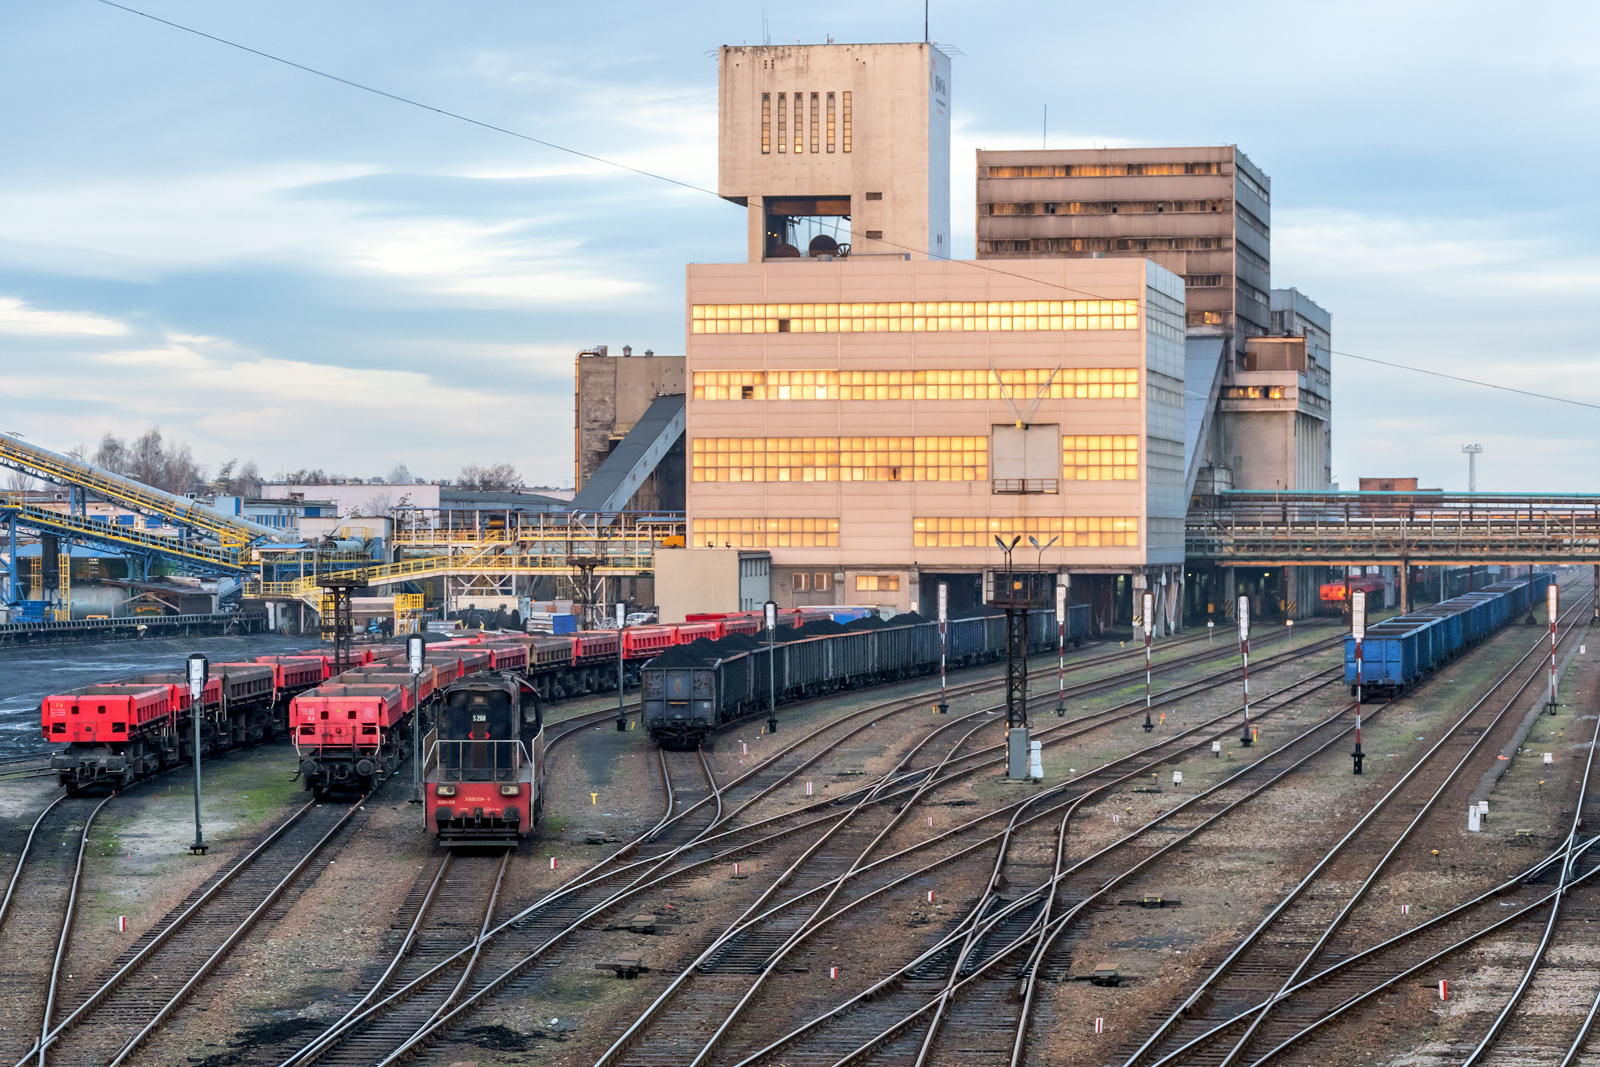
[302,620,1337,1067]
[0,794,111,1065]
[17,785,376,1067]
[681,583,1587,1067]
[1115,584,1596,1067]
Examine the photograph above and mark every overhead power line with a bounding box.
[94,0,1598,417]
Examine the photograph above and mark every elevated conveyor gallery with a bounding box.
[567,393,686,515]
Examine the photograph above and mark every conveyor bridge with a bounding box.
[1187,492,1600,565]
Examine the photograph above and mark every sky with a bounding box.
[2,0,1597,492]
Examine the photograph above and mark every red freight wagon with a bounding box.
[251,657,327,694]
[673,621,721,644]
[257,654,334,683]
[527,636,574,671]
[333,666,439,711]
[42,682,175,790]
[434,648,492,675]
[720,615,762,637]
[570,630,619,663]
[623,626,675,658]
[482,642,528,672]
[293,682,411,797]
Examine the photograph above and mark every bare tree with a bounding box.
[386,463,415,485]
[456,463,523,492]
[5,470,35,493]
[91,427,206,494]
[213,459,262,496]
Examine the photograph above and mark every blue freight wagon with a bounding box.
[1344,573,1552,695]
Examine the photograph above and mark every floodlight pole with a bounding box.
[187,654,209,854]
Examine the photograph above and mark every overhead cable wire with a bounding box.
[94,0,1599,416]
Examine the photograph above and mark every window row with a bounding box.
[984,199,1227,216]
[691,299,1139,334]
[691,436,988,482]
[792,571,835,591]
[985,236,1227,255]
[689,435,1139,482]
[692,516,840,548]
[1222,385,1286,400]
[762,91,850,154]
[912,515,1139,547]
[981,162,1223,178]
[689,515,1142,550]
[691,368,1139,401]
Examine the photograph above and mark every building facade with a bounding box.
[684,43,1189,631]
[573,345,686,512]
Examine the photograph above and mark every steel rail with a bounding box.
[344,626,1333,1067]
[19,794,333,1067]
[102,796,373,1067]
[0,793,71,934]
[33,794,112,1067]
[412,851,511,1036]
[1129,584,1596,1067]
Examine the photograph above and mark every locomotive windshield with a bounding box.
[439,686,518,782]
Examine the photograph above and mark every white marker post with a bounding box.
[616,602,628,731]
[937,582,949,714]
[186,654,209,855]
[1238,596,1252,746]
[1352,591,1366,775]
[408,633,425,803]
[1547,583,1559,714]
[1140,591,1156,732]
[765,600,778,735]
[1054,580,1067,717]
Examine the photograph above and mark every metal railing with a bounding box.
[992,479,1059,495]
[1188,492,1600,563]
[426,738,529,783]
[1,495,246,570]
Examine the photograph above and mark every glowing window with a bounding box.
[761,93,770,154]
[690,367,1138,400]
[1062,435,1140,481]
[777,93,787,153]
[690,437,987,482]
[690,299,1139,335]
[842,91,851,152]
[856,574,900,592]
[827,92,835,152]
[912,516,1139,548]
[793,89,803,153]
[810,92,819,152]
[691,517,840,548]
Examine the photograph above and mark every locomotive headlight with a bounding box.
[499,784,521,796]
[435,784,457,797]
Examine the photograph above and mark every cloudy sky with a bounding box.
[3,1,1597,491]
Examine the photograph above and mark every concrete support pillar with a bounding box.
[1222,566,1237,616]
[1399,561,1410,614]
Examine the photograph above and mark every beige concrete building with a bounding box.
[573,345,685,511]
[654,547,771,623]
[718,43,950,262]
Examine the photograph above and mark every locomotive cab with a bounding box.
[426,674,541,846]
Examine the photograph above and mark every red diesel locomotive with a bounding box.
[425,673,544,846]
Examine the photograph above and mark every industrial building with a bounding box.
[679,42,1200,631]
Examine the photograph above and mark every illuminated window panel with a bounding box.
[690,437,987,482]
[777,93,787,153]
[856,574,899,592]
[690,299,1140,334]
[691,367,1138,401]
[1222,386,1285,400]
[826,92,835,152]
[912,516,1139,548]
[842,91,851,152]
[692,517,839,548]
[761,93,770,154]
[1063,435,1139,481]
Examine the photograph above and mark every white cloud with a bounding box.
[0,296,128,337]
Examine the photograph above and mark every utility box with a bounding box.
[1008,726,1031,780]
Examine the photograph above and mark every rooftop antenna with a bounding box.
[925,0,929,42]
[762,9,770,45]
[1043,103,1047,149]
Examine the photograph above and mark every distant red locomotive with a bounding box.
[425,674,543,846]
[1320,576,1387,603]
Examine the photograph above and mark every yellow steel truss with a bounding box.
[2,494,245,569]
